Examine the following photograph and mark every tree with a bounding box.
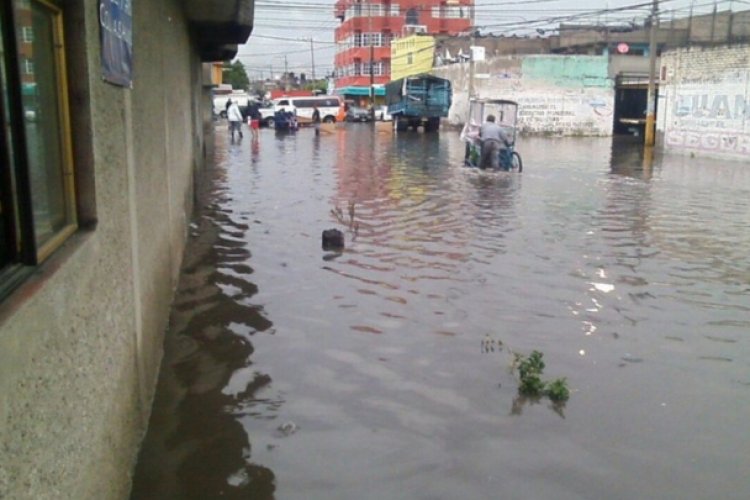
[304,80,328,93]
[222,60,250,91]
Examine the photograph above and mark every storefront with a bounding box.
[0,1,254,498]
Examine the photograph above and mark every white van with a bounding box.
[213,92,251,117]
[270,95,341,126]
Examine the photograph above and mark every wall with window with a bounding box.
[0,0,208,498]
[333,0,473,89]
[391,34,435,80]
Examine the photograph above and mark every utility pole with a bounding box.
[369,1,375,120]
[310,38,316,82]
[467,5,477,101]
[468,30,476,100]
[284,55,289,91]
[710,2,717,43]
[644,0,659,147]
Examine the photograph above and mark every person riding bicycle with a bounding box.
[478,114,511,170]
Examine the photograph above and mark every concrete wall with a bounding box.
[0,1,204,498]
[556,10,750,53]
[434,34,553,63]
[657,44,750,160]
[435,55,614,136]
[609,54,653,78]
[677,10,750,43]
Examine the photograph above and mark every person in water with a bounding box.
[478,114,511,170]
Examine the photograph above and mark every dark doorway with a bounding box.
[613,85,647,135]
[613,73,658,136]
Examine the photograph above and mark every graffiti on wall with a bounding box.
[673,93,750,129]
[665,130,750,154]
[666,90,750,157]
[514,92,613,134]
[658,53,750,158]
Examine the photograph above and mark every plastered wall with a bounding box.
[657,44,750,161]
[435,54,615,136]
[0,1,203,498]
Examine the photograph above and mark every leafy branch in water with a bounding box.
[482,337,571,409]
[513,350,570,402]
[545,377,570,402]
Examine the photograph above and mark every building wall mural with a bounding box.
[435,54,615,136]
[657,44,750,160]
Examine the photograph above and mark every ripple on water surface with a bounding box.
[133,127,750,500]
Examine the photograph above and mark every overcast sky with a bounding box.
[237,0,748,79]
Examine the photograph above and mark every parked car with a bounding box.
[258,102,276,127]
[271,95,341,126]
[346,106,372,122]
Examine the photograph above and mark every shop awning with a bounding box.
[335,86,386,97]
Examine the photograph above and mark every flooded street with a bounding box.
[131,124,750,500]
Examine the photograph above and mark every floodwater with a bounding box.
[131,124,750,500]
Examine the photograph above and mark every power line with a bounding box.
[241,0,748,75]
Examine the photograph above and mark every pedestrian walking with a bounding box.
[312,105,321,135]
[227,100,244,141]
[247,102,261,139]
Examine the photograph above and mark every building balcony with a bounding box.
[184,0,255,60]
[336,16,403,35]
[335,46,391,65]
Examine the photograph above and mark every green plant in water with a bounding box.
[519,373,546,397]
[545,377,570,402]
[517,350,545,381]
[513,350,570,402]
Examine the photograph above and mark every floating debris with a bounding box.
[621,354,644,363]
[322,228,345,251]
[481,334,503,353]
[591,282,615,293]
[276,421,298,437]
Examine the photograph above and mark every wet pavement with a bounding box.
[131,124,750,500]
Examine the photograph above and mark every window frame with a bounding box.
[23,58,33,75]
[21,26,33,43]
[0,0,78,298]
[25,0,77,262]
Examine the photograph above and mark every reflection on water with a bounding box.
[131,141,276,499]
[133,124,750,500]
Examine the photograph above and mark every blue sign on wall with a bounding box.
[99,0,133,87]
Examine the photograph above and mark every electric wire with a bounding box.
[238,0,748,77]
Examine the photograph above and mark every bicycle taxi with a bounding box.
[461,98,523,172]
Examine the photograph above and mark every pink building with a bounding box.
[334,0,473,95]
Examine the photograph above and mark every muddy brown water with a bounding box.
[131,125,750,500]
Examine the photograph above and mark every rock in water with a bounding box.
[322,228,345,251]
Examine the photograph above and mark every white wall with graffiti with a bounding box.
[657,44,750,161]
[434,55,615,136]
